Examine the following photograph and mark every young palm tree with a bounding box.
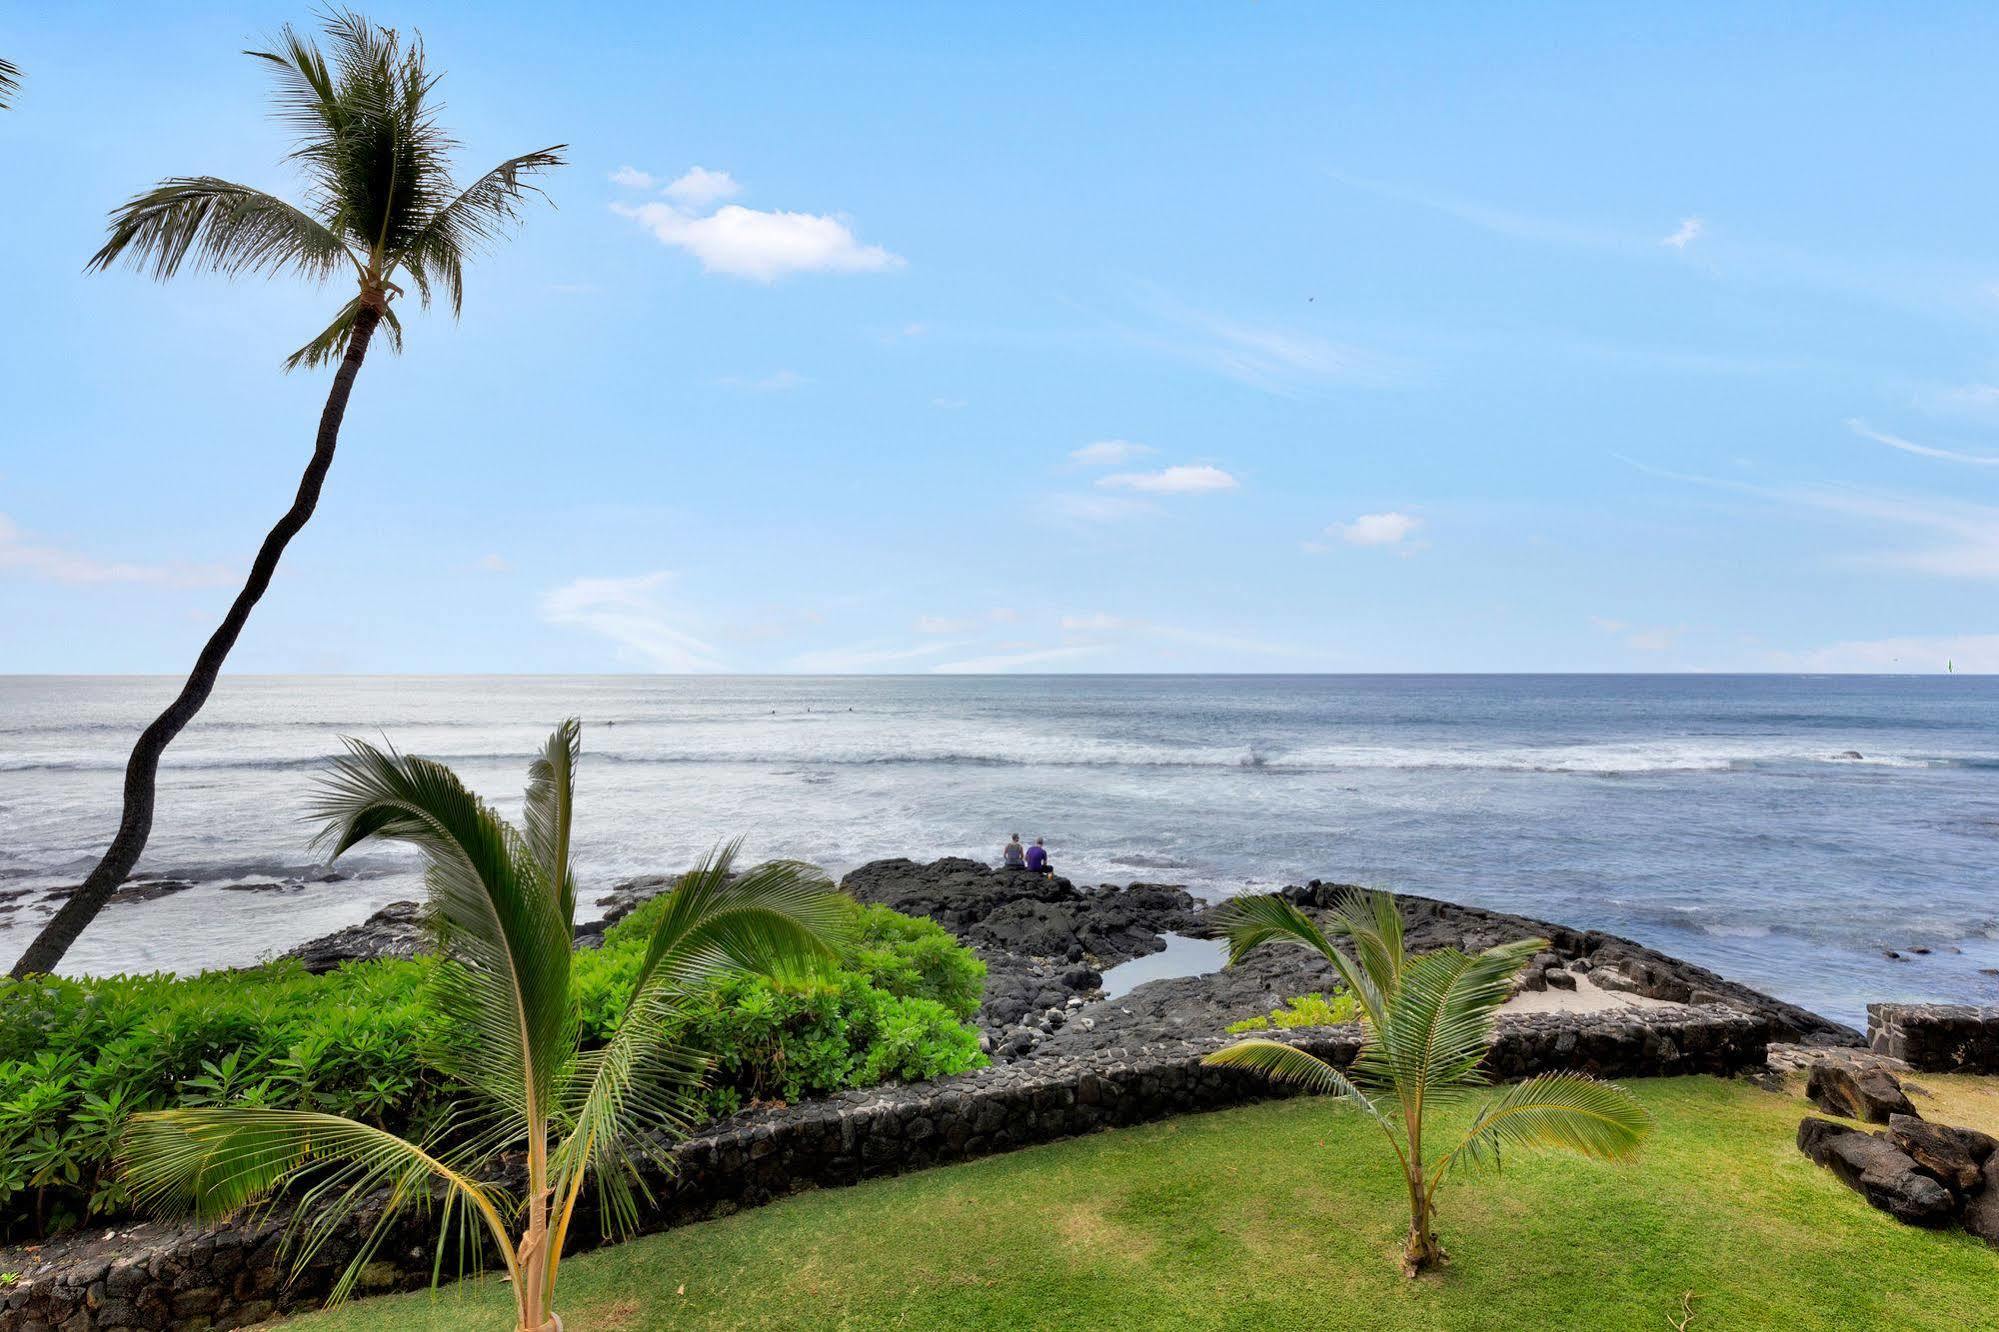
[120,721,850,1330]
[10,11,564,978]
[1202,888,1651,1275]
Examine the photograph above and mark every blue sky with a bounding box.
[3,2,1998,673]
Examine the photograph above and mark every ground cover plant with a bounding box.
[282,1075,1999,1332]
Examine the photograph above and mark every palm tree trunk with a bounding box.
[8,303,384,979]
[1402,1168,1442,1275]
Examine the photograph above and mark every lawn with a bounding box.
[287,1074,1998,1332]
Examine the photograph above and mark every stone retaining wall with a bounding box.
[1867,1003,1999,1073]
[0,1003,1778,1332]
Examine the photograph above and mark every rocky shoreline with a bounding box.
[286,854,1863,1056]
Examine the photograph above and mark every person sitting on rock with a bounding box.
[1025,837,1051,875]
[1001,833,1026,869]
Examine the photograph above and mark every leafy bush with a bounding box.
[1224,989,1359,1035]
[575,895,986,1115]
[0,895,984,1241]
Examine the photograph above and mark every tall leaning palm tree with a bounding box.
[122,721,850,1331]
[10,12,564,978]
[1202,888,1651,1276]
[0,58,21,109]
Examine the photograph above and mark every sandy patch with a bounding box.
[1500,971,1680,1016]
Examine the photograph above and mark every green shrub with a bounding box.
[1225,990,1359,1035]
[0,895,985,1240]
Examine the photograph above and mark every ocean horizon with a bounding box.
[3,671,1995,1028]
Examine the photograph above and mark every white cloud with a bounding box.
[932,645,1107,674]
[720,369,805,392]
[662,166,741,209]
[1069,439,1155,467]
[614,175,903,281]
[1662,217,1705,250]
[787,640,961,672]
[1333,512,1422,546]
[609,165,657,190]
[476,553,511,573]
[931,396,968,410]
[1847,418,1999,466]
[0,513,235,587]
[1097,464,1239,495]
[1761,634,1999,673]
[539,572,724,671]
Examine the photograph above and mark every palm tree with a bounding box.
[9,11,564,979]
[1202,888,1651,1275]
[120,720,850,1330]
[0,58,21,108]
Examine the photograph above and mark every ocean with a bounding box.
[1,673,1994,1027]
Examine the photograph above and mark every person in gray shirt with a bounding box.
[1001,833,1026,868]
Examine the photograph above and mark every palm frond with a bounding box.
[121,1107,516,1305]
[394,147,567,315]
[86,178,357,282]
[1322,886,1406,999]
[1203,1038,1384,1114]
[1357,938,1543,1103]
[628,844,851,1002]
[0,58,21,110]
[1433,1073,1652,1184]
[1209,892,1388,1029]
[522,718,581,925]
[311,738,574,1124]
[282,293,403,372]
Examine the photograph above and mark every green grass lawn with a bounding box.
[287,1074,1998,1332]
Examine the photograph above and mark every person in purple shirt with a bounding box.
[1024,838,1050,874]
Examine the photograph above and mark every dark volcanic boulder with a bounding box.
[1796,1117,1957,1225]
[1807,1061,1917,1124]
[282,901,430,973]
[1963,1155,1999,1245]
[842,858,1077,933]
[842,858,1196,967]
[1886,1114,1996,1196]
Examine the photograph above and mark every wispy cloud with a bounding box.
[787,640,962,672]
[1069,439,1155,467]
[1590,615,1680,654]
[1098,464,1239,495]
[475,553,512,573]
[539,572,724,671]
[932,644,1107,674]
[608,165,656,190]
[1847,418,1999,466]
[612,168,901,282]
[0,514,235,588]
[1661,217,1705,250]
[720,369,806,392]
[916,608,1019,634]
[1059,611,1295,657]
[1045,493,1159,524]
[1623,456,1999,579]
